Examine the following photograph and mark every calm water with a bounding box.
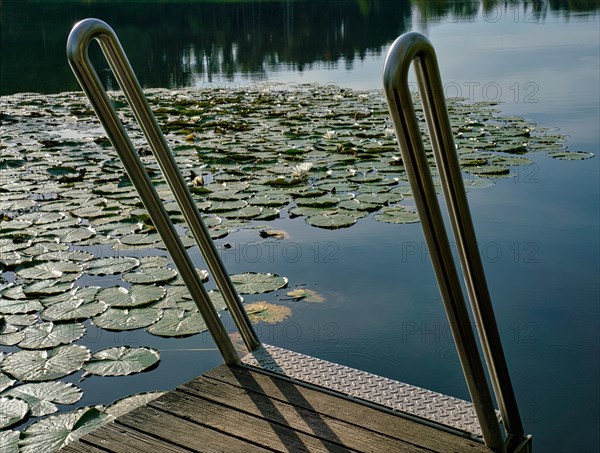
[1,1,599,452]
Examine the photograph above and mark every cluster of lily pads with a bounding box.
[0,84,593,451]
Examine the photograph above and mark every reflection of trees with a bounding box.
[412,0,480,23]
[413,0,598,24]
[0,1,412,94]
[1,0,597,95]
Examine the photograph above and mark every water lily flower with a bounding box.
[291,162,313,180]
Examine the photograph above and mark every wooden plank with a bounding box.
[179,375,431,453]
[202,365,492,453]
[60,443,108,453]
[63,363,494,453]
[150,389,355,452]
[115,404,271,453]
[75,421,190,452]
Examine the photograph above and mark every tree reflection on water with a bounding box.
[1,0,598,94]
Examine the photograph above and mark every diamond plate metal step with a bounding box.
[242,344,496,438]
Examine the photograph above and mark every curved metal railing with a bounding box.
[66,19,530,452]
[66,18,260,364]
[383,32,531,452]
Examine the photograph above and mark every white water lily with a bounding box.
[291,162,313,180]
[323,130,337,139]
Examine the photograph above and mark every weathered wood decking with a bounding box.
[62,364,493,453]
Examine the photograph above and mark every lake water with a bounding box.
[1,1,599,452]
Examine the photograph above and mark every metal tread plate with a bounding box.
[242,343,486,438]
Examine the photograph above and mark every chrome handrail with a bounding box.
[383,32,530,452]
[66,18,260,364]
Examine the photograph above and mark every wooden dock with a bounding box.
[62,363,493,453]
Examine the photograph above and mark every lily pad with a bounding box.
[104,391,166,419]
[138,256,171,268]
[35,250,95,262]
[122,266,177,285]
[0,370,16,392]
[83,346,160,377]
[0,298,44,315]
[0,396,29,429]
[23,280,74,297]
[305,213,357,229]
[374,206,420,224]
[91,306,163,331]
[547,151,594,160]
[17,322,86,350]
[0,344,90,382]
[146,309,207,337]
[0,430,20,453]
[230,272,288,294]
[97,285,166,308]
[3,381,83,417]
[85,257,140,276]
[18,405,109,453]
[5,314,39,327]
[119,233,161,246]
[286,288,326,303]
[15,260,82,280]
[466,165,510,176]
[40,297,107,322]
[244,301,292,324]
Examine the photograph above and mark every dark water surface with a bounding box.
[1,1,599,452]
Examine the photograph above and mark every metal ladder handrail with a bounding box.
[66,18,530,451]
[66,18,260,363]
[383,32,530,452]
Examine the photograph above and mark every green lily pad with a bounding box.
[0,370,16,392]
[41,286,101,307]
[0,323,25,346]
[230,272,288,294]
[35,250,95,262]
[218,205,264,219]
[0,344,91,382]
[18,406,109,453]
[85,257,140,276]
[23,280,74,297]
[0,298,44,315]
[547,151,594,160]
[120,233,161,246]
[374,206,420,224]
[104,391,166,419]
[138,256,171,268]
[91,307,163,331]
[83,346,160,377]
[40,297,108,322]
[57,228,96,243]
[3,381,83,417]
[0,284,28,300]
[0,430,20,453]
[295,194,340,207]
[15,260,82,280]
[4,314,38,327]
[146,309,207,337]
[0,220,32,232]
[97,285,165,308]
[305,213,357,229]
[17,322,86,350]
[0,396,29,429]
[122,267,177,285]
